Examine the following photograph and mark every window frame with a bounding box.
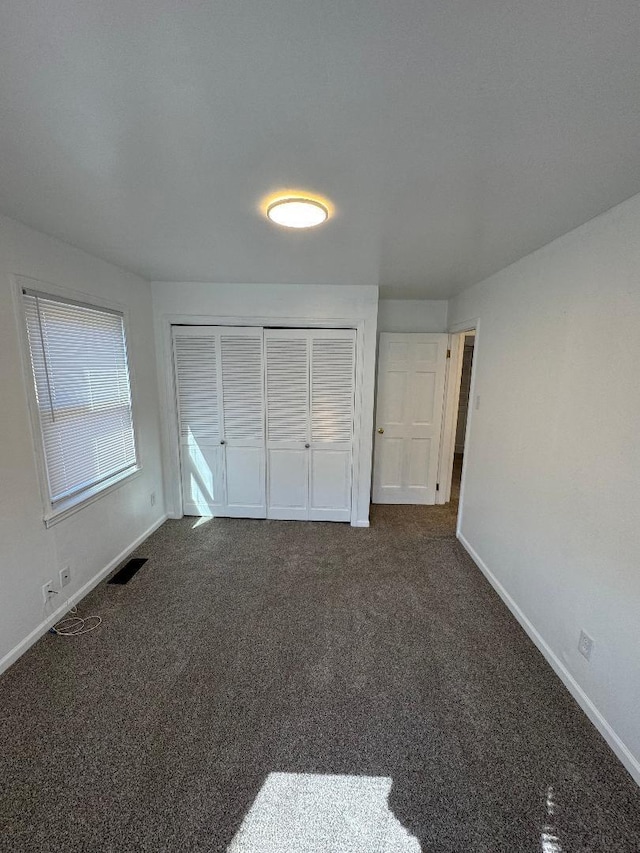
[13,275,142,527]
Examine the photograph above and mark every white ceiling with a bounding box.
[1,1,639,298]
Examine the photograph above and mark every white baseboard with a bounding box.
[0,513,168,677]
[352,519,370,528]
[457,531,640,788]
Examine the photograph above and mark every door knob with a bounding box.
[305,443,310,448]
[220,439,226,445]
[377,427,384,434]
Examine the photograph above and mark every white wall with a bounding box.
[449,193,640,783]
[0,215,165,673]
[377,299,448,333]
[152,282,378,526]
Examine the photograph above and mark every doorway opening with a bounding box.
[436,325,478,528]
[451,332,475,505]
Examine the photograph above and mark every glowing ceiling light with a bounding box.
[266,196,329,228]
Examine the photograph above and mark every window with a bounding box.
[23,288,139,521]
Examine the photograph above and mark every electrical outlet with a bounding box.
[59,566,71,588]
[475,394,481,410]
[150,491,156,507]
[42,580,55,605]
[578,630,594,661]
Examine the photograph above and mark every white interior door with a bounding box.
[173,327,225,516]
[372,333,448,504]
[308,330,355,521]
[265,330,310,520]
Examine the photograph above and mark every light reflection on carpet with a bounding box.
[227,772,422,852]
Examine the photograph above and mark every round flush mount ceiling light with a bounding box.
[266,196,329,228]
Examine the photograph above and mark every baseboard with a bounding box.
[457,531,640,788]
[352,519,370,528]
[0,513,168,677]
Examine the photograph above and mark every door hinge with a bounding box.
[446,349,451,359]
[436,483,440,491]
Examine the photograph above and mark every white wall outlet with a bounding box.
[59,566,71,588]
[150,491,156,507]
[578,630,594,661]
[42,580,55,605]
[475,394,481,410]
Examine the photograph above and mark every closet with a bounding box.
[172,325,356,522]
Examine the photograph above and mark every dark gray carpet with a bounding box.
[1,504,639,852]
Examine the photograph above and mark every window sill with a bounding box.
[43,466,143,528]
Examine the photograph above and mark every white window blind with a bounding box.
[23,290,138,509]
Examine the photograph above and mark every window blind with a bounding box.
[23,290,138,508]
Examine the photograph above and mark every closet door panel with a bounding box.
[309,449,351,521]
[225,446,265,517]
[267,448,308,520]
[220,330,265,445]
[265,334,309,443]
[219,328,266,517]
[173,328,225,516]
[182,445,225,516]
[308,330,356,522]
[265,330,310,520]
[310,333,356,444]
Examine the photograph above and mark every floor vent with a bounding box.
[108,558,148,585]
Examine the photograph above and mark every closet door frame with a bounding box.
[161,314,367,527]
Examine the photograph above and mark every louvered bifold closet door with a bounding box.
[264,328,356,522]
[264,330,310,520]
[172,327,225,516]
[218,328,266,517]
[309,330,356,521]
